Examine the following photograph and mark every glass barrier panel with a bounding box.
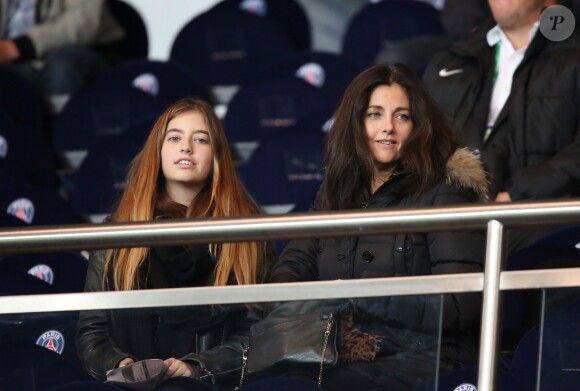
[0,294,446,390]
[533,287,580,391]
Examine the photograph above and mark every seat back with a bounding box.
[240,129,325,214]
[0,167,79,228]
[53,85,166,170]
[106,0,149,59]
[0,68,45,131]
[342,0,444,71]
[262,51,359,106]
[94,58,206,103]
[0,312,91,390]
[210,0,311,51]
[223,79,333,163]
[510,297,580,391]
[0,109,58,188]
[170,8,297,89]
[69,117,156,221]
[0,252,88,294]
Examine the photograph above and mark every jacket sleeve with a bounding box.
[181,307,262,383]
[427,181,485,332]
[17,0,115,59]
[75,249,135,381]
[507,136,580,200]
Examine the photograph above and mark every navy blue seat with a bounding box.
[239,129,325,214]
[0,166,79,227]
[501,225,580,351]
[106,0,148,60]
[94,58,206,103]
[0,312,91,390]
[53,84,166,170]
[342,0,445,71]
[0,67,45,131]
[223,78,333,163]
[0,251,88,294]
[508,297,580,391]
[69,117,156,221]
[262,51,359,106]
[0,109,58,188]
[209,0,311,51]
[170,8,297,89]
[414,365,522,391]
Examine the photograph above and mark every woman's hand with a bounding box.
[163,357,199,379]
[118,357,135,368]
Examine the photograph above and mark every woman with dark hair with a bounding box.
[76,97,274,390]
[245,64,490,391]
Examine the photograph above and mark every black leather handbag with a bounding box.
[239,300,345,388]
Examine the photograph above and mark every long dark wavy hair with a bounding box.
[320,63,458,210]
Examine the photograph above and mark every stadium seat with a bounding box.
[69,117,156,222]
[0,165,80,227]
[342,0,445,71]
[414,365,522,391]
[223,78,333,163]
[261,51,359,106]
[94,58,206,103]
[0,109,59,188]
[209,0,311,51]
[106,0,149,60]
[169,7,297,98]
[508,296,580,391]
[0,312,91,390]
[239,129,326,214]
[52,84,166,170]
[0,68,46,131]
[0,251,88,294]
[501,225,580,351]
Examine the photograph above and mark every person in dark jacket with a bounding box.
[244,64,490,391]
[76,97,274,390]
[422,0,580,249]
[0,0,126,113]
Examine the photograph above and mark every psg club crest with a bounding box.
[27,264,55,285]
[6,197,35,224]
[454,384,477,391]
[240,0,267,16]
[295,63,326,88]
[132,73,160,96]
[36,330,65,354]
[0,135,8,158]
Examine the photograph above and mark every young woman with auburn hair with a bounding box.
[77,97,274,390]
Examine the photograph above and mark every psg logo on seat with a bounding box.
[36,330,65,355]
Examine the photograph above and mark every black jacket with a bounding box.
[269,149,489,390]
[76,245,258,388]
[423,22,580,200]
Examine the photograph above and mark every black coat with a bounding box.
[76,245,257,388]
[423,22,580,200]
[269,149,489,390]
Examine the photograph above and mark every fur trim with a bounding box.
[445,148,490,202]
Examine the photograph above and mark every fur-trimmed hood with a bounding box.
[445,148,490,202]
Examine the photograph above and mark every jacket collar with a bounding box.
[445,148,490,202]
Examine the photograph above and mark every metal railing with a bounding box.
[1,199,580,391]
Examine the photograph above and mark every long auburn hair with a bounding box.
[103,97,267,291]
[321,63,458,210]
